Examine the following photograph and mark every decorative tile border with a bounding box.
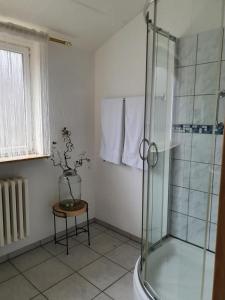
[173,124,224,135]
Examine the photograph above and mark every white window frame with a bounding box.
[0,33,49,162]
[0,41,33,156]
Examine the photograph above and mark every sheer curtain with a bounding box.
[0,22,50,161]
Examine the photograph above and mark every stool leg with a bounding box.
[75,217,78,236]
[65,216,69,255]
[87,204,90,246]
[53,213,56,244]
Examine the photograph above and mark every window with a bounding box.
[0,26,50,162]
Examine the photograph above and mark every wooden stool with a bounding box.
[52,200,90,255]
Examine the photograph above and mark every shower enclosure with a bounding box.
[134,0,225,299]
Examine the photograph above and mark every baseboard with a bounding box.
[94,218,141,243]
[0,217,141,263]
[0,218,95,263]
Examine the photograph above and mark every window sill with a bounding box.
[0,154,50,163]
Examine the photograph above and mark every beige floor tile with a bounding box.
[93,293,112,300]
[43,238,79,256]
[44,273,100,300]
[0,274,38,300]
[73,226,102,243]
[58,244,100,270]
[79,257,126,290]
[11,247,51,272]
[32,294,48,300]
[105,244,140,270]
[84,233,122,255]
[90,223,107,232]
[104,229,129,242]
[127,239,141,250]
[0,261,18,283]
[43,241,66,256]
[24,257,73,291]
[105,273,136,300]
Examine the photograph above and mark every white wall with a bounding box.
[0,43,95,257]
[2,0,222,258]
[94,14,146,237]
[93,0,225,239]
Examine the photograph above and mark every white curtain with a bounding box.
[0,22,50,160]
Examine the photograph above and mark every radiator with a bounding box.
[0,178,29,247]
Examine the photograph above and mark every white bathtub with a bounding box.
[133,238,215,300]
[133,257,150,300]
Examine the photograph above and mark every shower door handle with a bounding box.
[216,89,225,128]
[139,138,150,161]
[147,142,159,168]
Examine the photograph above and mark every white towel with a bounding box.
[100,98,124,164]
[122,96,145,169]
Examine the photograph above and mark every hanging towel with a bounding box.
[100,98,124,164]
[122,96,145,169]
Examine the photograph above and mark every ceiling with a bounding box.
[0,0,146,50]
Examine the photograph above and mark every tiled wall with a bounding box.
[169,28,225,252]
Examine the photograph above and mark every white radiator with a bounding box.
[0,178,29,247]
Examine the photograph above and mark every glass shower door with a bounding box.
[141,18,177,298]
[140,0,225,299]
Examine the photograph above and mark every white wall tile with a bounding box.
[222,29,225,60]
[197,29,221,64]
[209,223,217,252]
[172,133,192,161]
[193,95,217,125]
[170,212,187,240]
[190,162,212,192]
[191,134,213,163]
[218,98,225,123]
[172,160,190,188]
[173,97,194,124]
[171,186,189,214]
[175,66,195,96]
[211,195,219,224]
[187,217,207,248]
[171,29,223,249]
[195,63,219,95]
[176,35,197,67]
[213,165,221,195]
[215,135,223,165]
[189,190,209,220]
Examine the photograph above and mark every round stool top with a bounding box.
[52,200,87,217]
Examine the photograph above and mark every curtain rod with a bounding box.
[49,36,72,47]
[0,21,72,47]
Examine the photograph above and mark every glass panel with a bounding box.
[141,0,225,299]
[0,49,27,150]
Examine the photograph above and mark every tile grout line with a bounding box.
[171,183,220,196]
[92,292,114,300]
[36,272,78,297]
[8,260,43,298]
[82,233,139,259]
[176,59,225,68]
[0,272,20,286]
[0,233,84,293]
[172,157,222,166]
[35,225,139,295]
[170,208,218,225]
[102,271,131,295]
[171,31,221,250]
[40,237,82,257]
[10,254,54,274]
[0,223,141,299]
[77,239,138,272]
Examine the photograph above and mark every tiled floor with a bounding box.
[0,223,140,300]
